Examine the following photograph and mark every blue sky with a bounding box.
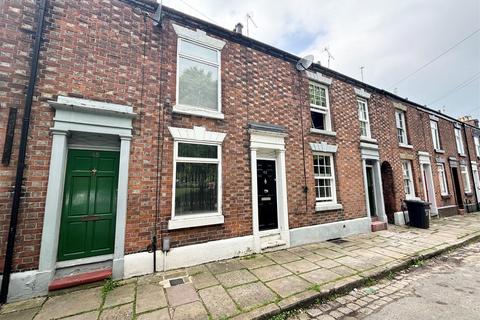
[162,0,480,120]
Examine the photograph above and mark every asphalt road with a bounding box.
[364,242,480,320]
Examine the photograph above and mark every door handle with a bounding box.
[80,215,100,222]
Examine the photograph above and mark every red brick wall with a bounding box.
[1,0,478,274]
[0,0,39,272]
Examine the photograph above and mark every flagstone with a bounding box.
[250,264,292,282]
[34,287,102,320]
[215,269,257,288]
[266,275,311,298]
[199,285,238,319]
[136,283,167,314]
[227,282,276,310]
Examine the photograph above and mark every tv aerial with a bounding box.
[323,47,335,68]
[296,55,314,71]
[245,13,258,37]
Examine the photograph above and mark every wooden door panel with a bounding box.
[58,149,119,261]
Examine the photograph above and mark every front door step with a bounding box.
[260,239,287,250]
[371,220,388,232]
[48,268,112,291]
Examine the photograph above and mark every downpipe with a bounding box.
[0,0,47,303]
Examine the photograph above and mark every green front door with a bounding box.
[58,149,119,261]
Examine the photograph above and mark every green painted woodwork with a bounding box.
[57,149,119,261]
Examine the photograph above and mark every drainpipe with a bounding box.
[0,0,47,303]
[462,123,479,211]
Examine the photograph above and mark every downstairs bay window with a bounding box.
[168,126,226,229]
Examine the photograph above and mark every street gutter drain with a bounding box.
[328,238,349,244]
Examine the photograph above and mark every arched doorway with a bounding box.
[381,161,396,223]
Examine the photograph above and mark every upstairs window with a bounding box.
[177,39,220,111]
[437,163,448,196]
[460,165,471,193]
[309,82,331,131]
[313,153,337,204]
[402,160,415,199]
[474,136,480,157]
[395,110,408,145]
[357,98,371,138]
[454,128,465,155]
[430,120,441,150]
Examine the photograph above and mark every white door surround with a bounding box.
[38,96,135,290]
[418,151,438,215]
[471,162,480,205]
[360,142,387,222]
[249,123,289,252]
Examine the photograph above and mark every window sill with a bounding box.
[360,136,378,144]
[310,128,337,136]
[315,203,343,212]
[434,149,445,154]
[458,153,466,157]
[464,192,473,196]
[173,105,225,120]
[441,194,451,199]
[399,143,413,149]
[168,214,224,230]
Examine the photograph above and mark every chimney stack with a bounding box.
[459,115,479,127]
[234,22,243,35]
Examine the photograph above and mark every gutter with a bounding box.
[0,0,47,303]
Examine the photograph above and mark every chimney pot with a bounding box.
[234,23,243,34]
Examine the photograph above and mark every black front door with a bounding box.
[451,167,464,209]
[257,160,278,231]
[366,166,377,217]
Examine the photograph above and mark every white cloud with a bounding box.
[162,0,480,119]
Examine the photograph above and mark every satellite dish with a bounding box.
[296,55,314,71]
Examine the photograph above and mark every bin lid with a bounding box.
[404,199,429,205]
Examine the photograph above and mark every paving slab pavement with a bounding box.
[1,213,480,319]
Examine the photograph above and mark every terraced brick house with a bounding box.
[0,0,479,301]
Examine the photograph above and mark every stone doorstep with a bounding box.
[48,268,112,291]
[231,233,480,320]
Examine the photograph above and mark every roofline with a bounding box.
[119,0,478,131]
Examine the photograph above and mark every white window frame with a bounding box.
[313,153,337,205]
[168,126,226,230]
[454,128,465,155]
[357,98,371,138]
[460,165,472,193]
[430,120,441,150]
[172,24,226,120]
[395,110,409,146]
[402,160,415,199]
[437,163,448,196]
[474,136,480,157]
[309,81,332,132]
